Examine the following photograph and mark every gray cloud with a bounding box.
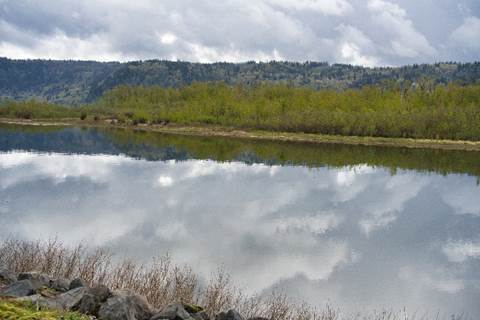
[0,0,479,65]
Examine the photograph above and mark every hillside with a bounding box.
[1,58,480,105]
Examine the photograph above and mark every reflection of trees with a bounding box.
[105,128,480,178]
[1,124,479,178]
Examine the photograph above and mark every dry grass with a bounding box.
[0,238,467,320]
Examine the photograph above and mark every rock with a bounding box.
[37,286,60,298]
[16,294,63,310]
[14,286,86,311]
[56,286,87,310]
[0,269,17,285]
[191,310,210,320]
[50,278,70,292]
[247,318,269,320]
[183,303,204,314]
[151,303,194,320]
[216,310,245,320]
[76,284,112,316]
[69,277,87,290]
[0,279,36,297]
[98,290,154,320]
[88,284,112,301]
[76,293,99,315]
[17,272,50,288]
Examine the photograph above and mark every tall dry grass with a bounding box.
[0,238,466,320]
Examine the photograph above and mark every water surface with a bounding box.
[0,124,479,318]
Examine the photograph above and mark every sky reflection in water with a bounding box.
[0,128,480,317]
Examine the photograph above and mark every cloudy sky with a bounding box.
[0,1,479,64]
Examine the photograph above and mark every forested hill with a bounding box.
[1,57,480,105]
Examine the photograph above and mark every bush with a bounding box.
[95,82,480,141]
[132,110,149,124]
[14,109,33,119]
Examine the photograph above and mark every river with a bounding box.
[0,124,479,318]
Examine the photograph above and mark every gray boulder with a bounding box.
[88,284,112,301]
[98,290,154,320]
[76,284,112,316]
[216,310,245,320]
[15,286,87,310]
[0,279,36,297]
[17,272,50,288]
[191,311,210,320]
[0,269,17,285]
[56,286,87,310]
[69,277,87,290]
[151,303,195,320]
[16,294,63,310]
[50,278,70,292]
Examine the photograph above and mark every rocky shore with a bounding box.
[0,269,260,320]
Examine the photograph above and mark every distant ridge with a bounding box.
[1,57,479,105]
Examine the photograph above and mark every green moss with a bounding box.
[0,298,89,320]
[183,303,204,313]
[37,286,60,298]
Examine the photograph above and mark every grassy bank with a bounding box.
[1,82,480,143]
[0,298,89,320]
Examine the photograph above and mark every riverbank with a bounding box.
[2,118,480,152]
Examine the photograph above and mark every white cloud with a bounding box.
[159,32,177,45]
[359,172,428,235]
[336,24,379,66]
[0,0,477,65]
[333,164,374,201]
[263,0,352,16]
[0,152,133,188]
[443,241,480,263]
[450,16,480,50]
[157,175,174,187]
[442,180,480,216]
[399,266,465,294]
[0,29,131,61]
[367,0,436,58]
[270,214,342,235]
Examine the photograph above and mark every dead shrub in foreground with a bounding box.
[0,238,467,320]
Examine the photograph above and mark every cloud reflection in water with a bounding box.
[0,151,479,317]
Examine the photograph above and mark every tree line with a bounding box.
[1,58,480,105]
[1,81,480,141]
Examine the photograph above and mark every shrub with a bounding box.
[14,109,33,119]
[0,238,456,320]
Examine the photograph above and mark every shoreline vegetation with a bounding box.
[1,118,480,152]
[1,82,480,151]
[0,239,466,320]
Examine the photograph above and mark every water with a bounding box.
[1,124,479,317]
